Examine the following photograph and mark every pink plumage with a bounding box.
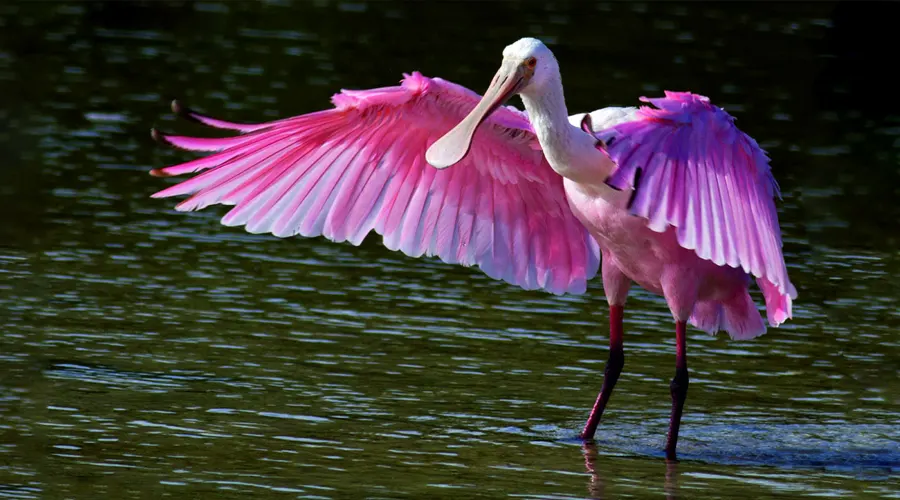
[592,91,796,328]
[151,72,599,295]
[148,38,797,459]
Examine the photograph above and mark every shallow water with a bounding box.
[1,1,898,498]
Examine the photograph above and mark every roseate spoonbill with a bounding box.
[147,37,796,459]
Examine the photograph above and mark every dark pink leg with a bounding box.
[580,305,625,440]
[665,320,689,460]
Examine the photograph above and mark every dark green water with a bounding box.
[1,1,898,498]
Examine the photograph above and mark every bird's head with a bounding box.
[426,37,558,169]
[500,37,559,97]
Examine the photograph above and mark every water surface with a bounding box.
[1,1,898,498]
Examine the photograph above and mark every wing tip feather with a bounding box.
[171,99,201,124]
[149,128,182,177]
[150,127,169,146]
[171,99,185,115]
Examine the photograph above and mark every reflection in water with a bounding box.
[0,1,899,499]
[582,442,606,499]
[582,442,681,500]
[665,459,679,500]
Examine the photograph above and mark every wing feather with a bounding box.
[150,73,599,294]
[597,91,796,324]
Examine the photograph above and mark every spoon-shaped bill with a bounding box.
[426,61,528,169]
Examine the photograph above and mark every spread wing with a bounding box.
[149,72,599,295]
[595,92,797,325]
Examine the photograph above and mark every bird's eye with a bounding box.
[525,57,537,69]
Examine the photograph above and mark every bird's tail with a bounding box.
[756,277,794,327]
[690,291,767,341]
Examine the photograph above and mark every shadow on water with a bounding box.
[673,424,899,474]
[567,423,899,475]
[582,440,897,500]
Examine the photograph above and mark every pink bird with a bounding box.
[148,38,796,460]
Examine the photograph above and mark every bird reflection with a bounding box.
[581,442,605,499]
[581,442,680,500]
[664,459,679,500]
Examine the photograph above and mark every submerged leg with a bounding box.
[580,305,624,439]
[665,320,689,460]
[580,256,630,440]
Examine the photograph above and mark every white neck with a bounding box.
[519,77,622,199]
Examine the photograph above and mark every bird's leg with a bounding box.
[660,268,697,460]
[580,256,631,441]
[665,320,689,460]
[579,304,625,440]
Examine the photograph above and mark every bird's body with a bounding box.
[147,37,796,459]
[568,183,752,310]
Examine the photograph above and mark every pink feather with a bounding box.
[595,90,797,325]
[150,72,600,295]
[150,75,795,328]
